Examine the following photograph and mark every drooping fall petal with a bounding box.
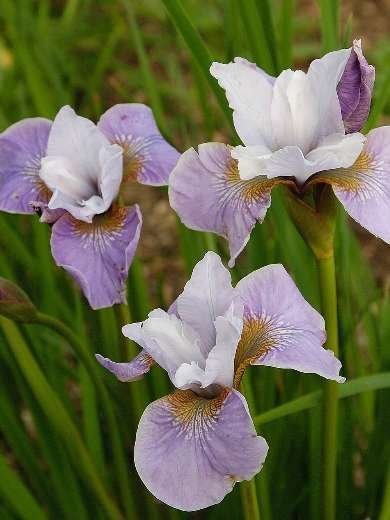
[98,103,180,186]
[234,264,345,386]
[50,204,142,309]
[0,118,52,214]
[169,143,279,266]
[134,388,268,511]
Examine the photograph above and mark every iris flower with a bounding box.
[168,40,387,267]
[96,252,344,511]
[0,104,179,308]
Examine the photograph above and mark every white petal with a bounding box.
[176,252,235,354]
[41,106,123,221]
[98,144,123,209]
[173,361,207,389]
[123,309,205,384]
[210,59,274,147]
[233,133,365,185]
[274,70,321,153]
[202,302,243,388]
[231,145,271,180]
[307,48,351,139]
[306,132,365,171]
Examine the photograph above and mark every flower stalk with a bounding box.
[240,479,261,520]
[317,254,339,520]
[284,186,340,520]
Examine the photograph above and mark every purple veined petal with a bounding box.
[95,351,153,382]
[337,39,375,133]
[313,126,390,244]
[98,103,180,186]
[169,142,281,267]
[233,264,345,386]
[134,388,268,511]
[50,204,142,310]
[176,251,235,351]
[0,118,52,214]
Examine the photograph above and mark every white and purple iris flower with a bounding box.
[169,40,389,267]
[96,252,344,511]
[0,104,179,309]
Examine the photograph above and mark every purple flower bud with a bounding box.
[337,39,375,133]
[0,278,37,322]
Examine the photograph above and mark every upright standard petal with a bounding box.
[95,351,153,381]
[134,388,268,511]
[234,264,345,385]
[40,106,123,222]
[0,118,51,213]
[337,40,375,133]
[176,251,235,350]
[169,143,279,266]
[314,126,390,244]
[98,104,180,186]
[174,301,244,389]
[210,58,275,147]
[50,204,142,309]
[271,69,320,154]
[307,47,351,139]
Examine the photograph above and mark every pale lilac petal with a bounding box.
[50,205,142,309]
[317,126,390,243]
[176,251,235,351]
[234,264,344,384]
[0,118,51,213]
[169,143,277,267]
[337,39,375,133]
[122,309,205,383]
[210,59,275,147]
[95,351,153,381]
[98,104,180,186]
[134,388,268,511]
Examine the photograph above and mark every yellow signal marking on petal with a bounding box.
[114,138,144,183]
[233,316,277,388]
[226,157,291,204]
[166,389,229,439]
[36,179,51,201]
[309,151,374,193]
[72,205,127,235]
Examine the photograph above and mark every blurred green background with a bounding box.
[0,0,389,519]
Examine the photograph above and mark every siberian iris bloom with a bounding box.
[168,40,389,267]
[96,252,344,511]
[0,104,179,308]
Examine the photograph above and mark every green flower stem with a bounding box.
[283,186,339,520]
[240,479,261,520]
[33,311,136,518]
[316,254,339,520]
[240,376,261,520]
